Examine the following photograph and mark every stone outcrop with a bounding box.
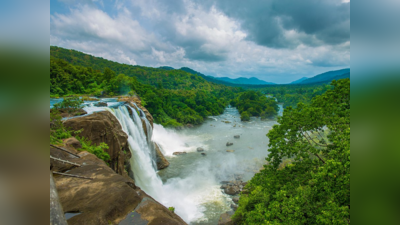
[51,141,186,225]
[63,111,130,176]
[220,180,247,196]
[155,143,170,170]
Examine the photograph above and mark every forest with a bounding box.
[233,79,350,224]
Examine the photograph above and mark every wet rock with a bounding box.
[63,111,129,176]
[173,152,187,155]
[225,185,240,195]
[218,211,235,225]
[197,147,205,152]
[226,142,233,146]
[94,102,107,107]
[226,150,234,153]
[201,153,207,156]
[230,204,238,211]
[155,143,169,170]
[234,135,240,139]
[232,197,239,204]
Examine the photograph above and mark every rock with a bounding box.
[218,211,234,225]
[155,143,169,170]
[234,135,240,139]
[232,197,239,204]
[63,111,130,176]
[173,152,187,155]
[201,153,207,156]
[226,142,233,146]
[226,150,234,153]
[94,102,107,107]
[230,204,238,211]
[224,185,240,195]
[197,147,205,152]
[53,150,186,225]
[64,137,82,149]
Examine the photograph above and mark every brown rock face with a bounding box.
[63,111,129,176]
[155,143,169,170]
[53,150,186,225]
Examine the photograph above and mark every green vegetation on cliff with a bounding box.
[233,79,350,224]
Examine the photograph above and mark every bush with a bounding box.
[53,97,84,113]
[76,136,111,163]
[240,111,250,121]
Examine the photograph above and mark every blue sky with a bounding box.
[50,0,350,83]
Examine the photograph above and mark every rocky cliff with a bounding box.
[50,98,181,225]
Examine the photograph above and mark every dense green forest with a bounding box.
[256,84,333,108]
[50,57,240,126]
[233,79,350,224]
[231,91,279,121]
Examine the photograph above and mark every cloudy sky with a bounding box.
[50,0,350,83]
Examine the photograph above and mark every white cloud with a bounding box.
[50,0,350,83]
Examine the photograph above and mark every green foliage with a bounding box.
[76,136,111,163]
[53,97,83,113]
[232,90,279,121]
[233,79,350,224]
[50,109,73,144]
[168,207,175,213]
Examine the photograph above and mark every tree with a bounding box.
[233,79,350,224]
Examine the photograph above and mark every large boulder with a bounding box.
[63,111,130,176]
[53,149,186,225]
[155,143,169,170]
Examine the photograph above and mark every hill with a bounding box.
[290,77,308,84]
[299,68,350,84]
[50,46,229,91]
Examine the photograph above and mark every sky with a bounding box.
[50,0,350,84]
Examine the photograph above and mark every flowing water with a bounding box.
[50,98,283,224]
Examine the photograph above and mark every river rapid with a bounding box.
[153,106,283,224]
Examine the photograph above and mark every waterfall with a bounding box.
[105,104,211,222]
[106,105,163,199]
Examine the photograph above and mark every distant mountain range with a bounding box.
[160,66,275,85]
[215,77,275,85]
[160,66,350,86]
[295,68,350,85]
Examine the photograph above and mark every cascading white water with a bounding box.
[106,105,163,199]
[106,104,221,223]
